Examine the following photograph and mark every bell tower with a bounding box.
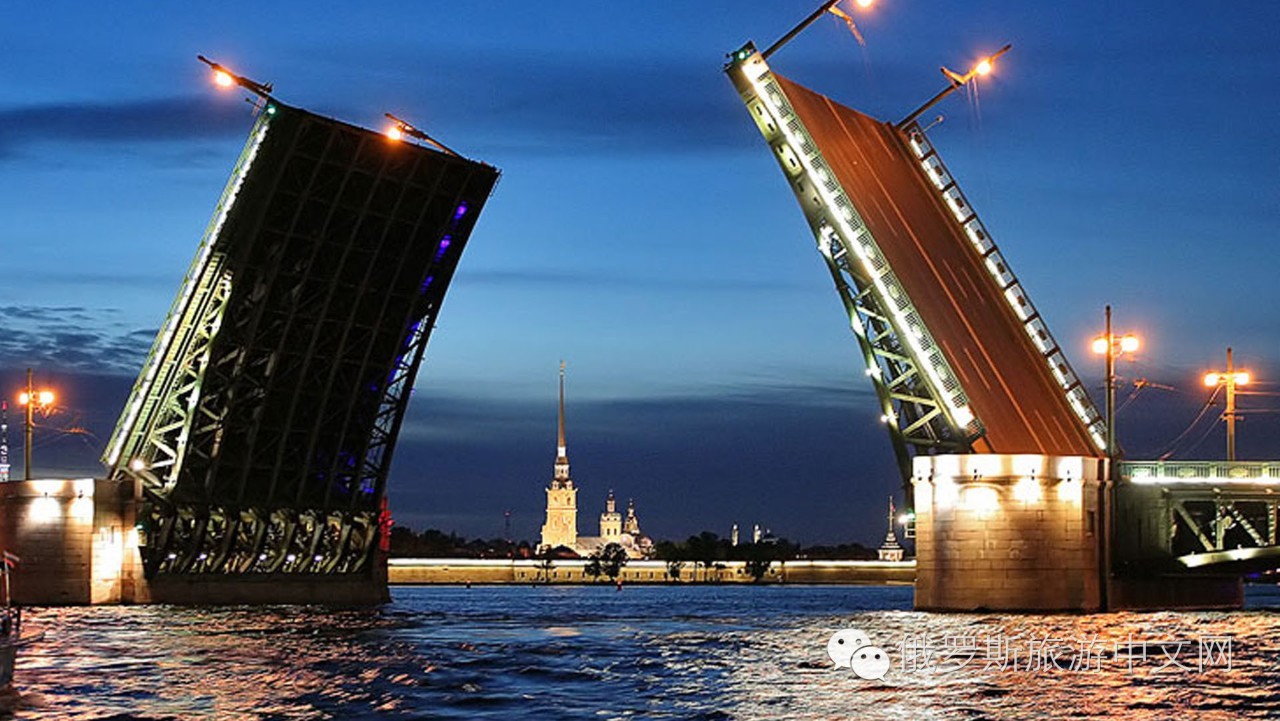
[599,490,622,540]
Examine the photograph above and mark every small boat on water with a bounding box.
[0,552,42,692]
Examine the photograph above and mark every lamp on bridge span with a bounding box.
[760,0,877,60]
[1091,306,1140,461]
[1204,347,1250,462]
[383,113,461,158]
[197,55,275,106]
[898,43,1012,129]
[16,368,55,481]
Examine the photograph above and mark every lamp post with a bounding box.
[897,44,1012,129]
[17,368,55,481]
[760,0,876,60]
[1091,306,1139,460]
[383,113,461,158]
[1204,347,1250,461]
[197,55,273,99]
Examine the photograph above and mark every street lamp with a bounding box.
[897,44,1012,129]
[383,113,461,157]
[196,55,274,100]
[1204,347,1250,461]
[17,368,55,481]
[1091,306,1139,460]
[761,0,876,60]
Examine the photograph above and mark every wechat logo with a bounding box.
[827,628,890,680]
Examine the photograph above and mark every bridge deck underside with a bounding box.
[775,74,1096,456]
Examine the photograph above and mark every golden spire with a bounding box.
[558,360,566,456]
[554,361,571,485]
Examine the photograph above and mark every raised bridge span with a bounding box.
[725,42,1275,611]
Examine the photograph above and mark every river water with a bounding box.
[10,584,1280,719]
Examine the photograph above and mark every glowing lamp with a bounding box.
[1236,372,1250,386]
[17,390,53,407]
[962,486,1000,515]
[855,0,873,7]
[213,70,234,88]
[975,59,993,76]
[1204,372,1220,387]
[1119,335,1140,353]
[386,125,404,142]
[1091,337,1109,355]
[1013,476,1041,504]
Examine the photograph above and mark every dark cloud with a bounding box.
[0,96,250,159]
[0,305,147,375]
[456,267,808,293]
[0,52,891,162]
[309,49,769,157]
[14,271,180,291]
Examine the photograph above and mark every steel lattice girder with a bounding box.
[1170,496,1278,554]
[104,100,499,578]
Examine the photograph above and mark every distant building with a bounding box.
[877,497,905,562]
[538,364,651,558]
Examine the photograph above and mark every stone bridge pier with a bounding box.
[913,454,1247,612]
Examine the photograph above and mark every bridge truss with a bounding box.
[1124,461,1280,570]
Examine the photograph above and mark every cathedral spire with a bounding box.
[558,360,567,457]
[553,361,571,486]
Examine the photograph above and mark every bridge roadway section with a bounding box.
[774,74,1098,458]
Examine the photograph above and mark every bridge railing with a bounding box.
[902,125,1107,453]
[1122,460,1280,484]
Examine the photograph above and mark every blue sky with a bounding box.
[2,2,1279,545]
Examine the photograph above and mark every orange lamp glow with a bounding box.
[385,125,404,142]
[855,0,874,8]
[213,70,234,88]
[975,59,993,76]
[1119,335,1140,353]
[1091,337,1109,355]
[1204,372,1220,387]
[17,390,53,407]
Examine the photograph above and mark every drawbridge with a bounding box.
[102,88,499,602]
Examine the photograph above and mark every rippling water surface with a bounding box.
[10,584,1280,719]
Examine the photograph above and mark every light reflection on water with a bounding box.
[8,584,1280,719]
